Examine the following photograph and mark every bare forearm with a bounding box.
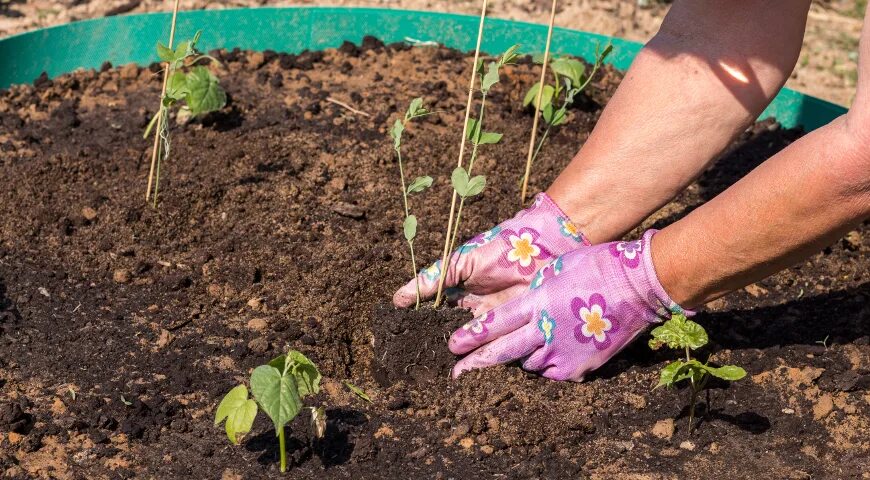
[548,0,809,243]
[653,116,870,308]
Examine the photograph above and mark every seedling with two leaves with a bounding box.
[431,46,519,305]
[649,314,746,434]
[389,98,435,309]
[215,350,325,473]
[144,30,227,207]
[519,42,612,203]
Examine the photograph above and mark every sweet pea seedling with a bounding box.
[433,46,520,305]
[215,350,324,473]
[649,314,746,434]
[390,98,435,309]
[145,28,227,207]
[519,42,612,204]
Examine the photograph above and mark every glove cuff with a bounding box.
[638,229,695,320]
[532,192,592,248]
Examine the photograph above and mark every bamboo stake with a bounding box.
[433,0,489,307]
[145,0,181,202]
[520,0,558,205]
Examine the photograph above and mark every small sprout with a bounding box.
[520,42,612,203]
[120,395,132,407]
[649,314,746,434]
[145,29,227,207]
[343,381,372,403]
[816,335,830,350]
[390,98,436,309]
[434,46,520,305]
[310,406,327,439]
[215,349,323,473]
[67,386,77,401]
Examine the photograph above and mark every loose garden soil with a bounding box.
[0,38,867,479]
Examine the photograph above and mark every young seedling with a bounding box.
[215,349,324,473]
[649,314,746,434]
[144,25,227,207]
[519,42,612,204]
[433,45,520,306]
[390,98,435,310]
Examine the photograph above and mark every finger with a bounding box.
[448,296,531,355]
[467,284,528,317]
[393,250,474,308]
[522,346,553,373]
[445,289,484,312]
[540,365,585,382]
[452,322,543,378]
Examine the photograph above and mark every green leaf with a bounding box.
[465,118,482,144]
[550,57,585,86]
[543,105,568,126]
[390,119,404,149]
[465,175,486,197]
[286,350,321,398]
[214,385,258,445]
[250,365,302,434]
[531,53,547,64]
[407,176,433,194]
[405,97,427,119]
[184,66,227,116]
[499,44,521,66]
[403,215,418,242]
[476,132,502,145]
[451,167,470,197]
[165,71,189,100]
[655,360,685,389]
[343,381,372,403]
[649,314,708,351]
[523,83,555,110]
[157,42,176,62]
[481,61,500,93]
[703,364,746,381]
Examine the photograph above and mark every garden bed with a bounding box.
[0,38,867,478]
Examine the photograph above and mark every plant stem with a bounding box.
[278,426,287,472]
[688,385,698,434]
[145,0,181,204]
[446,94,486,258]
[520,0,558,205]
[396,145,421,310]
[434,0,489,308]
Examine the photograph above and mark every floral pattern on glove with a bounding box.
[498,227,553,275]
[557,217,585,243]
[538,310,556,345]
[530,256,564,290]
[572,294,618,350]
[457,226,503,254]
[419,260,442,283]
[609,239,643,268]
[459,311,495,338]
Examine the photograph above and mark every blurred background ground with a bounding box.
[0,0,865,105]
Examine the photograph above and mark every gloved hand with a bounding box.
[393,192,591,316]
[448,229,692,381]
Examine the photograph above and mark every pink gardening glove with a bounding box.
[393,192,591,316]
[448,229,693,381]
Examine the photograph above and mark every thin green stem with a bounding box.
[530,124,552,167]
[409,241,421,309]
[445,93,487,260]
[278,426,287,472]
[396,142,422,309]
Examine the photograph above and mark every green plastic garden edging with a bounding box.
[0,6,847,131]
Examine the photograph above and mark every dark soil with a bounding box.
[0,38,867,479]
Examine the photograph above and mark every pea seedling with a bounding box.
[649,314,746,434]
[433,45,520,305]
[144,29,227,207]
[519,42,612,204]
[390,98,435,309]
[215,350,323,473]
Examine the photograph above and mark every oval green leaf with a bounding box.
[250,365,302,434]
